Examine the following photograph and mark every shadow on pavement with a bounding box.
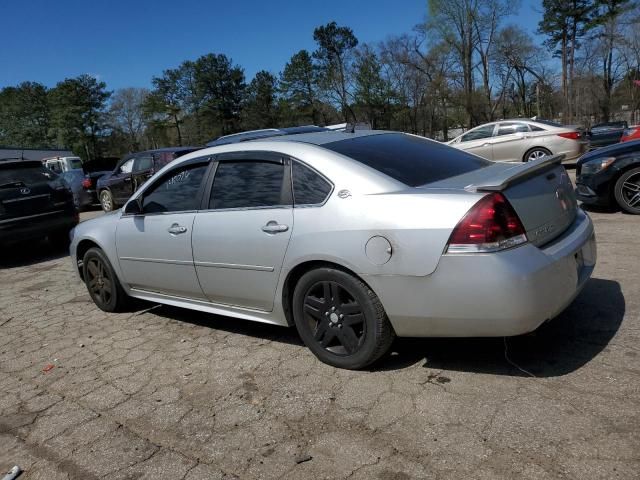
[136,278,623,376]
[0,238,69,269]
[153,305,304,347]
[379,278,624,377]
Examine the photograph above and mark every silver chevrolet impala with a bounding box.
[70,131,596,369]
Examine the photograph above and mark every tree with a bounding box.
[109,87,150,151]
[0,82,51,148]
[538,0,594,123]
[193,53,246,137]
[242,70,279,129]
[49,74,111,160]
[147,62,196,146]
[427,0,478,126]
[353,46,393,129]
[589,0,633,121]
[279,50,320,125]
[313,21,359,122]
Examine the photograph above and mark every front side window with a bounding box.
[292,161,332,205]
[119,158,134,174]
[209,161,287,210]
[134,156,153,172]
[460,125,495,142]
[142,163,208,213]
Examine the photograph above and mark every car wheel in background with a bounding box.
[100,190,114,212]
[524,147,552,162]
[82,247,130,312]
[292,267,395,369]
[614,167,640,214]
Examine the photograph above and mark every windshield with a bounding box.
[323,133,491,187]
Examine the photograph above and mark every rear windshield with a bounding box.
[0,163,58,185]
[322,133,491,187]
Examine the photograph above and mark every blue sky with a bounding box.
[1,0,543,90]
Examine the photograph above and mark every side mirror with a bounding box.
[124,198,143,215]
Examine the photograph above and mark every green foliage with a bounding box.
[242,71,279,130]
[48,74,111,160]
[313,21,359,122]
[0,82,51,148]
[279,50,320,125]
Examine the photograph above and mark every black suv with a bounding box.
[96,147,200,212]
[0,159,78,247]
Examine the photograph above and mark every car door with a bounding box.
[110,157,135,204]
[454,124,496,159]
[115,160,211,299]
[132,155,154,193]
[491,122,532,162]
[191,152,293,311]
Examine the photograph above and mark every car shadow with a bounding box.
[0,238,70,269]
[377,278,624,377]
[152,305,304,347]
[140,278,623,377]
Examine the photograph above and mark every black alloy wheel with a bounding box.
[303,281,366,356]
[82,247,129,312]
[614,167,640,214]
[292,268,395,369]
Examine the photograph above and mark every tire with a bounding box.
[292,267,395,369]
[100,190,115,212]
[82,247,130,312]
[523,147,552,162]
[614,167,640,214]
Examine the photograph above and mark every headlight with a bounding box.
[581,156,615,175]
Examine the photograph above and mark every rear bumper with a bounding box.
[0,209,78,245]
[364,209,596,337]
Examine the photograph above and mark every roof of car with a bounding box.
[207,126,330,147]
[136,146,201,154]
[264,129,388,146]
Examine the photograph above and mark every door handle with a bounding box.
[124,176,131,182]
[261,221,289,234]
[167,223,188,235]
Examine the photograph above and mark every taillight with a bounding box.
[557,131,581,140]
[82,177,92,189]
[446,193,528,253]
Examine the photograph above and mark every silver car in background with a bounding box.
[70,131,596,369]
[448,119,588,163]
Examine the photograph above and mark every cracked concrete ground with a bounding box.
[1,184,639,479]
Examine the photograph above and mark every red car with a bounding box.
[621,125,640,142]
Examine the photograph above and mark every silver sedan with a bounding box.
[70,131,596,369]
[447,119,588,163]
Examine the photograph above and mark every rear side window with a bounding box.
[69,158,83,169]
[142,164,208,213]
[323,133,491,187]
[210,161,288,209]
[292,161,332,205]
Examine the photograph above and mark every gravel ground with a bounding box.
[1,178,639,479]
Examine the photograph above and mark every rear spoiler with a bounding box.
[465,154,565,192]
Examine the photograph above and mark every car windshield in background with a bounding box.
[0,163,57,184]
[69,158,83,169]
[323,133,491,187]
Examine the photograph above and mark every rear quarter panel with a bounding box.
[284,190,481,277]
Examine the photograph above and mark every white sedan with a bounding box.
[447,119,588,163]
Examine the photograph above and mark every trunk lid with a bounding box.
[425,155,578,247]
